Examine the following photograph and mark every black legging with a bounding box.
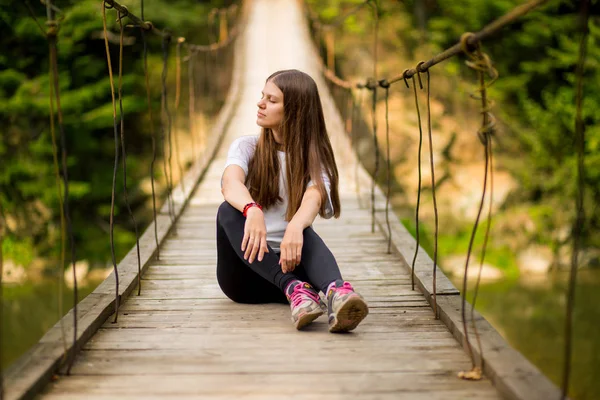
[216,201,343,304]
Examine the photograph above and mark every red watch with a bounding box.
[242,202,263,217]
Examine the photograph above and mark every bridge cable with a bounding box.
[102,0,124,324]
[140,0,160,261]
[174,37,186,193]
[368,0,380,234]
[23,0,47,35]
[470,127,493,375]
[379,79,392,254]
[103,0,167,38]
[306,0,371,90]
[457,32,498,381]
[562,0,590,397]
[23,0,70,367]
[420,64,440,319]
[314,0,548,91]
[203,51,211,148]
[354,89,367,207]
[161,33,177,229]
[188,48,198,164]
[115,7,143,297]
[47,0,79,374]
[344,88,354,136]
[47,28,69,359]
[385,0,548,85]
[405,72,424,292]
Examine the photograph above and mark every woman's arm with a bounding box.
[280,186,322,273]
[289,186,322,229]
[221,165,268,263]
[221,165,254,212]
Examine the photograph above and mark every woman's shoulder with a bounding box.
[231,134,259,147]
[227,135,260,160]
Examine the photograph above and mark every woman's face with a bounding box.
[256,80,284,130]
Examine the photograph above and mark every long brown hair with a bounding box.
[246,69,341,220]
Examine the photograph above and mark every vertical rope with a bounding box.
[422,65,440,319]
[369,81,378,234]
[174,37,186,193]
[115,9,142,296]
[161,34,176,229]
[458,32,498,380]
[470,135,493,371]
[140,2,160,261]
[102,0,121,324]
[355,89,366,206]
[379,80,392,254]
[369,1,380,234]
[199,52,213,148]
[47,0,78,374]
[345,89,353,135]
[187,47,197,163]
[562,0,590,397]
[47,38,68,358]
[408,73,423,292]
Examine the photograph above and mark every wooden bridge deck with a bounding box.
[36,0,505,398]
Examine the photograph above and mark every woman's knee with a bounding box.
[216,272,246,303]
[217,201,241,225]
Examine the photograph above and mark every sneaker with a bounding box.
[285,281,325,330]
[326,279,369,333]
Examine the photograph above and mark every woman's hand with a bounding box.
[280,222,304,273]
[241,207,269,263]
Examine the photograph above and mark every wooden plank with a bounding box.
[67,356,475,377]
[43,373,500,399]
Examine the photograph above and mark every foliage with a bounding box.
[0,0,236,271]
[308,0,600,267]
[422,0,600,256]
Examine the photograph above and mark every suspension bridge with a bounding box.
[3,0,590,398]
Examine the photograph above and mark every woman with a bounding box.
[217,69,368,332]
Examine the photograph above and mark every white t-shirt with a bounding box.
[223,135,334,251]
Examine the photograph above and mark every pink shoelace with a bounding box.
[335,281,354,294]
[328,281,355,298]
[290,284,320,308]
